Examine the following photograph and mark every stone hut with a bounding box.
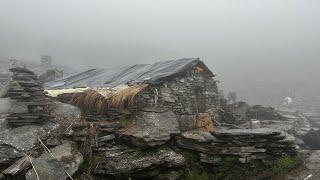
[46,58,220,133]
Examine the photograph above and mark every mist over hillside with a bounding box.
[1,0,319,108]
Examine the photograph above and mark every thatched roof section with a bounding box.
[108,84,149,109]
[46,58,214,89]
[69,89,106,114]
[49,84,149,114]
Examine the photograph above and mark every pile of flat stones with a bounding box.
[175,128,297,164]
[5,67,50,127]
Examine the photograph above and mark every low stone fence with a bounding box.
[175,128,297,164]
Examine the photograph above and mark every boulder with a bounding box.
[305,150,320,170]
[178,115,196,132]
[119,111,180,147]
[94,145,185,178]
[0,125,40,151]
[0,98,41,169]
[50,101,81,120]
[0,145,23,169]
[25,142,83,180]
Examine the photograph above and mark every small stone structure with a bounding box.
[4,67,50,127]
[47,58,220,131]
[136,64,220,132]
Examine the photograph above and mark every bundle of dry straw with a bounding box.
[69,89,106,114]
[108,84,149,109]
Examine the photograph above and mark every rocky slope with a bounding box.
[0,67,306,180]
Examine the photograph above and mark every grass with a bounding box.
[184,169,210,180]
[243,160,265,176]
[118,118,133,127]
[177,149,244,180]
[214,156,238,179]
[176,148,300,179]
[272,155,301,174]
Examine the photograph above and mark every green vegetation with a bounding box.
[177,149,300,179]
[177,149,212,180]
[272,155,301,174]
[184,169,210,180]
[178,149,243,180]
[214,156,238,179]
[118,118,133,127]
[243,160,265,176]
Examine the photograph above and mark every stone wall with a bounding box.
[0,73,10,98]
[136,70,220,131]
[4,67,50,127]
[175,128,297,164]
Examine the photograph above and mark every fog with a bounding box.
[1,0,320,107]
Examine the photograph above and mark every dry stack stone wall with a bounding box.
[5,67,50,127]
[137,70,220,131]
[175,128,297,164]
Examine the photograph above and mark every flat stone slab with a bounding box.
[25,142,83,180]
[180,130,217,143]
[306,150,320,170]
[120,111,180,147]
[0,125,40,151]
[94,146,185,177]
[213,128,283,137]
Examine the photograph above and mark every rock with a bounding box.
[0,125,40,151]
[98,134,115,143]
[50,101,81,119]
[0,145,23,169]
[180,130,216,143]
[176,128,297,164]
[119,111,180,147]
[0,104,40,169]
[305,150,320,170]
[9,67,35,75]
[25,158,68,180]
[178,115,196,132]
[162,96,176,103]
[25,142,83,180]
[94,145,185,178]
[199,153,222,165]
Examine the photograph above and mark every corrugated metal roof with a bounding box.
[46,58,214,89]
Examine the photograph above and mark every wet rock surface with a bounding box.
[176,128,297,163]
[94,145,185,178]
[25,142,83,180]
[0,145,23,169]
[0,115,40,170]
[0,66,310,180]
[120,111,180,147]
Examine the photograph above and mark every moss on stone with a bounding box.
[272,155,301,174]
